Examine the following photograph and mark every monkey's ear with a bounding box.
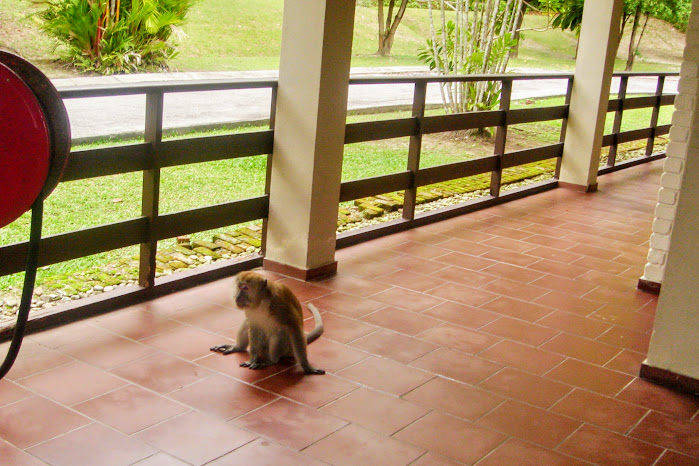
[262,279,268,288]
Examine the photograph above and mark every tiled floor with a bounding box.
[1,159,698,465]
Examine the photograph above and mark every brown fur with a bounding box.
[210,271,324,374]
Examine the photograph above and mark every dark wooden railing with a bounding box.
[0,71,677,329]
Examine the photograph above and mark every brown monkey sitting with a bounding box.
[210,271,325,375]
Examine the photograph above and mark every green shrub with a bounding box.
[38,0,193,74]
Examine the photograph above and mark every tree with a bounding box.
[39,0,193,74]
[417,0,523,116]
[540,0,690,69]
[377,0,410,56]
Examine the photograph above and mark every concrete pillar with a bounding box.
[559,0,623,191]
[641,0,699,392]
[263,0,356,280]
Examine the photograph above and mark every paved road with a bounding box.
[52,67,678,143]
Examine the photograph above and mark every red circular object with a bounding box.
[0,64,51,228]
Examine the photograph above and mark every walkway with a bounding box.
[1,160,697,465]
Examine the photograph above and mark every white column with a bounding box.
[559,0,623,191]
[264,0,356,280]
[643,0,699,387]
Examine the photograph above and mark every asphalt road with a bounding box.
[52,67,678,143]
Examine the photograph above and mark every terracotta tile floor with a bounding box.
[1,160,698,465]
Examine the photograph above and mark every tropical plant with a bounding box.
[38,0,192,74]
[417,0,522,116]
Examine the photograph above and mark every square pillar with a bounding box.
[263,0,356,280]
[559,0,623,191]
[641,0,699,393]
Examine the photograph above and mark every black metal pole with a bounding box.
[0,198,43,379]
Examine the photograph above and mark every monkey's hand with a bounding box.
[210,344,245,355]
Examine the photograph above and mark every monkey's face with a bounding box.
[235,280,252,308]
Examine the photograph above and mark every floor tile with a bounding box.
[195,351,290,383]
[479,367,573,409]
[168,374,277,420]
[58,331,157,369]
[28,319,108,349]
[545,358,633,397]
[350,329,438,364]
[309,291,386,318]
[233,398,347,450]
[477,340,566,375]
[0,439,46,466]
[435,251,499,271]
[410,347,503,385]
[320,387,429,435]
[0,396,90,449]
[135,411,256,464]
[110,352,212,394]
[418,323,500,354]
[390,240,449,259]
[170,302,243,333]
[478,400,580,448]
[654,450,699,466]
[426,282,499,307]
[402,376,504,421]
[596,325,651,353]
[92,306,181,340]
[480,296,554,322]
[1,345,72,382]
[314,311,378,343]
[74,384,188,434]
[377,269,447,292]
[551,388,648,434]
[527,258,590,280]
[558,423,664,465]
[0,379,32,407]
[540,332,622,365]
[18,360,127,406]
[536,310,612,338]
[481,277,550,302]
[629,411,699,457]
[590,305,655,333]
[370,287,445,312]
[604,349,647,376]
[132,452,190,465]
[386,254,449,275]
[481,316,559,346]
[302,337,370,373]
[315,274,390,298]
[27,423,156,466]
[255,371,358,408]
[482,248,541,267]
[409,452,464,466]
[305,422,425,466]
[361,306,442,336]
[478,438,586,465]
[141,325,229,361]
[428,265,499,287]
[338,256,402,279]
[208,438,325,466]
[534,290,603,316]
[616,378,699,420]
[422,300,499,329]
[393,411,506,465]
[338,356,434,396]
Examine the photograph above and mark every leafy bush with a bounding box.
[38,0,193,74]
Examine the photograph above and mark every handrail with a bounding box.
[0,71,677,330]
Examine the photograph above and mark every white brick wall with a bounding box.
[642,4,698,284]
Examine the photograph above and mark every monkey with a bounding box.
[210,271,325,375]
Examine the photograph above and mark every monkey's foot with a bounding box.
[303,367,326,375]
[240,360,271,370]
[210,344,243,355]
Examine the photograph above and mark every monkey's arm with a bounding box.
[210,320,249,355]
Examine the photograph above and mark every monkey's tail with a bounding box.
[306,303,324,344]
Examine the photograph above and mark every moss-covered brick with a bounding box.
[192,239,221,250]
[214,240,245,254]
[193,246,222,259]
[214,233,241,244]
[171,252,196,265]
[238,227,262,239]
[174,245,197,256]
[240,236,261,248]
[361,206,383,219]
[155,253,175,263]
[169,260,188,269]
